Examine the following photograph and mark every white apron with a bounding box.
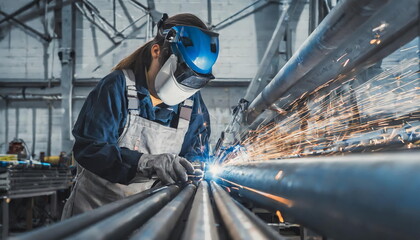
[62,69,193,219]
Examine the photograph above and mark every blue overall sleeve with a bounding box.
[180,92,211,162]
[72,70,141,184]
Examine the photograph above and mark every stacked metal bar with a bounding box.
[0,168,72,197]
[11,181,285,240]
[11,152,420,240]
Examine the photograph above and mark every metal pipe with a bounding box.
[11,186,170,240]
[210,181,272,240]
[207,0,212,27]
[244,2,289,101]
[60,1,74,153]
[5,100,9,148]
[244,0,306,102]
[233,199,284,240]
[216,152,420,240]
[308,0,319,34]
[182,181,219,240]
[246,0,419,125]
[130,184,196,240]
[66,185,180,240]
[15,107,19,139]
[31,108,36,157]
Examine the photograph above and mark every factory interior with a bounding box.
[0,0,419,239]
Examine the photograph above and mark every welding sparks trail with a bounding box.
[226,56,419,164]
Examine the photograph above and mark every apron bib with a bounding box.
[62,69,192,218]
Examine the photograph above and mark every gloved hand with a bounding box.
[137,153,195,184]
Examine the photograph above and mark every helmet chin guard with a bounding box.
[154,55,199,106]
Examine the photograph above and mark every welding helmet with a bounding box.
[154,25,219,106]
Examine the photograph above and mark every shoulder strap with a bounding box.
[122,69,139,114]
[179,98,194,122]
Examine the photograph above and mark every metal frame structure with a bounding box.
[245,0,419,128]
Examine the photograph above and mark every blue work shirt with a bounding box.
[72,70,211,184]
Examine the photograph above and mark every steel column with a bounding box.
[244,2,289,102]
[31,108,36,157]
[207,0,212,26]
[216,152,420,240]
[60,1,75,153]
[308,0,319,34]
[47,103,52,156]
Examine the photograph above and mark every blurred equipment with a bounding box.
[7,139,29,160]
[0,154,73,238]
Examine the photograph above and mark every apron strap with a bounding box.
[122,68,194,130]
[122,69,140,115]
[178,98,194,130]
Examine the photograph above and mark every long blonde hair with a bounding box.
[113,13,208,79]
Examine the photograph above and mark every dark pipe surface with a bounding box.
[217,152,420,240]
[11,186,169,240]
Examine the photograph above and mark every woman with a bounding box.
[62,13,219,218]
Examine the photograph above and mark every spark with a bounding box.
[275,170,283,180]
[336,53,348,62]
[276,210,285,223]
[343,59,350,67]
[372,22,389,32]
[222,54,419,163]
[220,177,294,207]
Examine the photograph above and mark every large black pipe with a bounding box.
[182,181,219,240]
[129,184,196,240]
[210,181,279,240]
[11,186,170,240]
[216,152,420,240]
[246,0,419,126]
[65,185,180,240]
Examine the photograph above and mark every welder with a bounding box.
[62,13,219,218]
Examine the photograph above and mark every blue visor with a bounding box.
[165,25,219,75]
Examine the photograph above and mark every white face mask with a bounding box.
[154,54,199,106]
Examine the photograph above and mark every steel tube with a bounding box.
[246,0,419,125]
[210,181,272,240]
[130,184,196,240]
[182,181,219,240]
[233,199,285,240]
[11,186,170,240]
[216,152,420,240]
[66,185,180,240]
[244,2,288,101]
